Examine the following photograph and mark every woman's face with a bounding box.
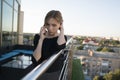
[45,18,61,36]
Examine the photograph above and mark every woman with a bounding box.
[32,10,67,70]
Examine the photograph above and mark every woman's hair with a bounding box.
[44,10,63,25]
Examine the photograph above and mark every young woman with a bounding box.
[32,10,67,68]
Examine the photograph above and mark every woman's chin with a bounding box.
[49,33,55,36]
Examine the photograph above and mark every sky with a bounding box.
[21,0,120,37]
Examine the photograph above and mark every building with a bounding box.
[0,0,23,48]
[74,50,120,79]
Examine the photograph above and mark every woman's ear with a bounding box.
[59,23,62,30]
[59,26,61,30]
[59,27,61,30]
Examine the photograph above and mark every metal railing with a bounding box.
[59,39,73,80]
[22,37,73,80]
[59,49,70,80]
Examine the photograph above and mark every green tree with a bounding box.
[99,39,106,46]
[104,72,113,80]
[103,69,120,80]
[108,49,114,52]
[112,40,120,46]
[96,47,102,51]
[101,47,109,52]
[93,76,99,80]
[74,37,84,44]
[77,45,83,50]
[112,69,120,80]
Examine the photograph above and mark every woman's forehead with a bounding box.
[47,18,59,24]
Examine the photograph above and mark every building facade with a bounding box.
[74,49,120,79]
[0,0,22,47]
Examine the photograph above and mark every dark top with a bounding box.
[32,34,67,66]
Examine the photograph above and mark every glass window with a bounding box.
[0,0,1,24]
[13,11,18,32]
[0,0,1,46]
[2,2,13,47]
[0,0,1,27]
[17,0,21,5]
[5,0,13,6]
[14,0,18,11]
[13,11,18,45]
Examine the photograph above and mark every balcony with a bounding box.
[0,37,84,80]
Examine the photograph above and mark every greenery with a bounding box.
[93,76,99,80]
[99,39,120,46]
[104,69,120,80]
[75,36,120,47]
[96,47,103,51]
[76,45,84,50]
[74,37,84,44]
[72,59,85,80]
[96,47,114,52]
[93,69,120,80]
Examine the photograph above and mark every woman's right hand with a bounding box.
[39,26,47,40]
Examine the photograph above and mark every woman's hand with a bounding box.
[39,26,47,40]
[57,24,66,45]
[59,24,64,34]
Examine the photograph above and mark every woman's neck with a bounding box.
[46,32,59,38]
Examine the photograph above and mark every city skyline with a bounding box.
[21,0,120,37]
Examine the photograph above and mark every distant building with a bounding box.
[0,0,23,47]
[76,50,120,78]
[105,37,120,41]
[82,38,99,46]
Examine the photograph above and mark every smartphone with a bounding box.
[43,26,48,35]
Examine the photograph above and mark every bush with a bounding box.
[77,45,83,50]
[96,47,102,51]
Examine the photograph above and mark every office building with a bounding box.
[0,0,23,47]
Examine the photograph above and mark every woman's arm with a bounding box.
[33,39,43,61]
[57,24,66,45]
[33,27,46,61]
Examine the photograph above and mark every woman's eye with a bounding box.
[45,23,49,26]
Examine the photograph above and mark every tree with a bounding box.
[96,47,102,51]
[104,72,113,80]
[93,76,99,80]
[101,47,109,52]
[112,69,120,80]
[103,69,120,80]
[77,45,83,50]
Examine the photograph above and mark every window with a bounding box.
[13,11,18,45]
[14,0,18,11]
[0,0,1,25]
[5,0,13,6]
[2,2,13,47]
[17,0,21,4]
[0,0,1,46]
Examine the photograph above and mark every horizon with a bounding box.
[21,0,120,38]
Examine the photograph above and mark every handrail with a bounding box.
[59,50,69,80]
[21,37,73,80]
[59,38,73,80]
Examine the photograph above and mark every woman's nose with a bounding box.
[48,25,53,31]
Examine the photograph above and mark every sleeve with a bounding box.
[32,34,40,65]
[33,34,40,51]
[57,35,67,50]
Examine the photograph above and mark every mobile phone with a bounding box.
[43,28,48,35]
